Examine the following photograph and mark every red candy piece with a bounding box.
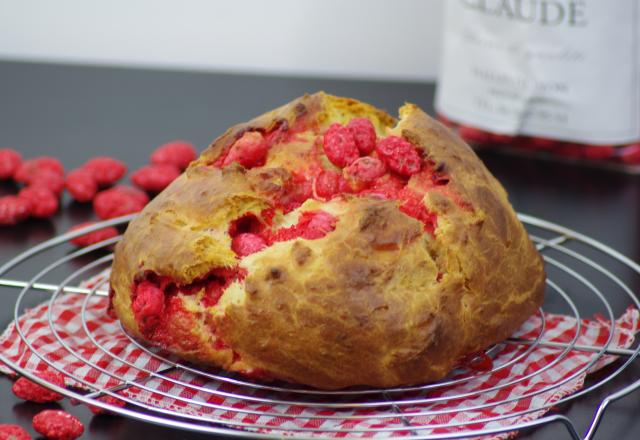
[32,410,83,440]
[0,148,22,180]
[69,222,119,247]
[400,204,436,233]
[23,169,65,196]
[18,186,58,218]
[314,170,342,199]
[322,124,359,168]
[232,233,268,257]
[65,169,98,202]
[278,174,313,213]
[83,157,127,186]
[0,196,31,226]
[619,143,640,164]
[118,185,149,205]
[151,140,197,170]
[12,370,65,403]
[222,132,269,168]
[0,424,31,440]
[584,145,615,161]
[399,188,437,233]
[344,156,386,190]
[270,211,337,242]
[88,394,126,415]
[375,136,422,176]
[554,142,583,159]
[359,174,405,200]
[525,136,557,151]
[347,118,377,155]
[131,164,180,192]
[133,281,165,330]
[303,211,337,239]
[461,352,494,372]
[93,185,149,219]
[14,156,64,183]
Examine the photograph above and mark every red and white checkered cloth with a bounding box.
[1,270,638,439]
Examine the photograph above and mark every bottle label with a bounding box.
[436,0,640,144]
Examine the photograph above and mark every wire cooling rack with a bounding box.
[0,214,639,440]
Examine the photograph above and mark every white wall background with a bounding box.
[0,0,444,81]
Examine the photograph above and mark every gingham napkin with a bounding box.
[1,270,638,439]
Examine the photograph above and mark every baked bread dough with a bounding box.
[109,92,545,389]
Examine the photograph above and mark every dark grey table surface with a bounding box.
[0,61,639,439]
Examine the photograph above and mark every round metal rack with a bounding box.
[0,214,639,439]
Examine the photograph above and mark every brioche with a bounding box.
[109,92,545,389]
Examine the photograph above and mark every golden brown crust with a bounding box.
[395,104,545,360]
[110,92,545,389]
